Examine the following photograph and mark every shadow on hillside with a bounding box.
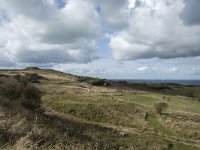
[37,112,119,148]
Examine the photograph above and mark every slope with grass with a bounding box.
[0,68,200,150]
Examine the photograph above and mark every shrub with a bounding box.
[77,76,89,82]
[118,80,127,84]
[25,67,41,70]
[0,98,12,109]
[24,73,44,83]
[90,79,110,86]
[14,74,29,85]
[154,102,168,115]
[0,128,10,145]
[148,84,171,90]
[0,77,24,100]
[0,74,9,78]
[0,76,42,112]
[186,91,197,98]
[77,76,110,86]
[21,85,42,111]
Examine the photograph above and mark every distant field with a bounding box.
[116,79,200,85]
[118,92,200,114]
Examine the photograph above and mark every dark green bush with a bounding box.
[24,73,44,83]
[14,73,46,84]
[186,91,197,98]
[14,74,29,85]
[0,77,24,100]
[0,128,10,145]
[0,98,12,109]
[131,83,171,90]
[0,74,9,78]
[77,76,110,86]
[0,76,42,112]
[21,85,42,111]
[146,84,171,90]
[154,102,168,115]
[118,80,127,84]
[90,79,109,86]
[25,67,41,70]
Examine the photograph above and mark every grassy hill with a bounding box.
[0,68,200,150]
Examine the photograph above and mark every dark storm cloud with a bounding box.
[180,0,200,25]
[16,49,92,64]
[1,0,53,20]
[0,60,16,68]
[97,0,129,30]
[135,0,142,8]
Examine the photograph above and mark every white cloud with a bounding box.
[110,0,200,60]
[96,0,129,30]
[0,0,199,79]
[52,57,200,79]
[169,67,178,74]
[0,0,101,65]
[137,66,148,71]
[171,67,177,72]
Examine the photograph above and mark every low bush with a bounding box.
[90,79,109,86]
[0,74,9,78]
[0,77,24,100]
[14,74,29,85]
[0,128,10,145]
[131,83,171,91]
[21,85,42,111]
[118,80,127,84]
[0,76,42,112]
[154,102,168,115]
[186,91,198,98]
[0,98,13,109]
[25,67,41,70]
[147,84,171,90]
[77,76,110,86]
[24,73,44,83]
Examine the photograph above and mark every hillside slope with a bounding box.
[0,68,200,150]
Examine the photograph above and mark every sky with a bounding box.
[0,0,200,79]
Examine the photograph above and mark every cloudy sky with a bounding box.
[0,0,200,79]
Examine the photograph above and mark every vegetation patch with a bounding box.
[0,76,43,112]
[77,76,110,86]
[170,143,197,150]
[146,113,174,136]
[154,102,168,115]
[0,68,200,150]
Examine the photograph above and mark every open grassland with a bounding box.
[119,92,200,114]
[0,68,200,149]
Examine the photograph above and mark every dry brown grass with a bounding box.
[1,68,200,150]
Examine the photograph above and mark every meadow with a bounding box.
[0,67,200,149]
